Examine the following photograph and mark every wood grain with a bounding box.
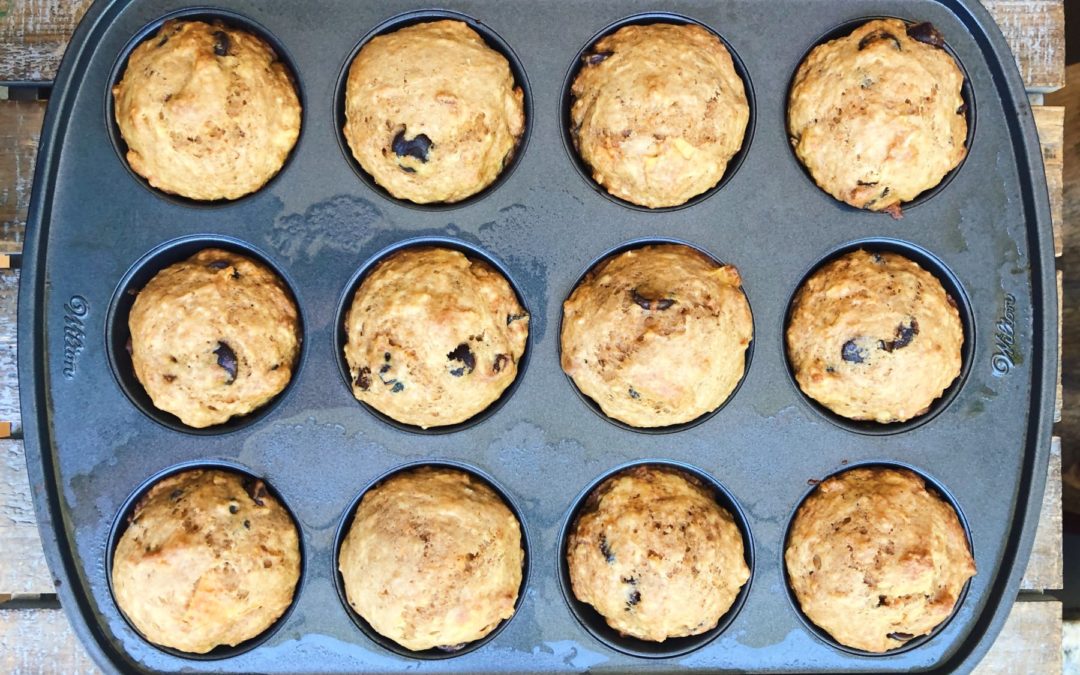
[1020,437,1063,590]
[0,439,52,596]
[1033,106,1065,257]
[0,270,19,435]
[0,0,94,82]
[982,0,1066,92]
[0,99,44,252]
[972,600,1064,674]
[0,608,100,674]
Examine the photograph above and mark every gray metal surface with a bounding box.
[18,0,1056,672]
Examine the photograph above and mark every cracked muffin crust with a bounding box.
[569,23,749,208]
[560,244,752,427]
[343,20,525,204]
[344,247,528,429]
[785,467,975,653]
[566,465,749,642]
[111,470,301,654]
[128,249,301,428]
[787,19,967,215]
[338,466,524,651]
[113,20,301,201]
[786,249,963,423]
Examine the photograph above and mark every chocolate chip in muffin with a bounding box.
[880,319,920,353]
[599,533,615,563]
[584,51,613,66]
[243,478,268,507]
[493,353,510,373]
[356,366,372,391]
[905,22,945,49]
[841,340,868,364]
[212,30,231,57]
[214,341,238,384]
[631,289,676,311]
[858,29,902,51]
[447,342,476,377]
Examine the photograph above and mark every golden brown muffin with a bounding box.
[788,19,967,215]
[128,249,301,428]
[569,23,749,208]
[343,247,528,428]
[338,467,524,651]
[111,470,301,654]
[567,466,749,642]
[113,20,301,201]
[785,467,975,653]
[786,250,963,423]
[343,20,525,204]
[561,245,752,427]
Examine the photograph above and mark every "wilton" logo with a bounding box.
[991,293,1017,376]
[62,296,88,380]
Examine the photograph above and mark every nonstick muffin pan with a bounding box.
[19,0,1056,672]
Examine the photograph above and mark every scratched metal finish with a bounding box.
[18,0,1055,673]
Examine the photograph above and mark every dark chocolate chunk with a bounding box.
[857,180,879,187]
[859,29,902,51]
[392,129,433,163]
[631,289,676,311]
[379,363,391,375]
[628,387,641,399]
[169,488,184,501]
[872,253,885,264]
[841,340,867,364]
[243,479,268,507]
[398,165,417,174]
[905,22,945,49]
[888,632,915,641]
[214,341,238,384]
[447,342,476,377]
[585,50,613,66]
[493,353,510,373]
[212,31,231,57]
[391,381,404,393]
[599,534,615,563]
[622,576,637,585]
[207,260,230,270]
[507,313,528,325]
[356,366,372,391]
[157,34,170,48]
[880,319,920,352]
[243,519,250,529]
[229,504,239,514]
[626,590,641,609]
[163,374,176,383]
[957,102,968,116]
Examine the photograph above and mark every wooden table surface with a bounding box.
[0,1,1068,672]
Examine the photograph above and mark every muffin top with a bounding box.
[785,467,975,653]
[343,20,525,204]
[567,466,749,642]
[344,247,528,428]
[786,250,963,423]
[112,20,301,201]
[111,470,300,654]
[570,23,749,208]
[338,467,523,651]
[128,249,301,428]
[788,19,967,215]
[561,244,752,427]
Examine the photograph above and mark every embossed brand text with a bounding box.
[992,293,1017,376]
[62,296,88,380]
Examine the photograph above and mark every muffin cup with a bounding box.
[559,12,755,212]
[333,9,532,211]
[105,235,306,435]
[781,237,974,435]
[106,460,306,660]
[780,460,975,656]
[557,460,754,658]
[105,7,305,207]
[332,460,531,659]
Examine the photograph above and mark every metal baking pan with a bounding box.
[19,0,1056,672]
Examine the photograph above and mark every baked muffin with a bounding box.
[569,23,749,208]
[786,250,962,423]
[113,20,301,201]
[785,467,975,653]
[128,249,301,428]
[338,467,524,651]
[566,466,749,642]
[343,20,525,203]
[788,19,967,215]
[111,470,300,653]
[344,247,528,428]
[561,244,752,427]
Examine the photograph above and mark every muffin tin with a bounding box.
[19,0,1055,672]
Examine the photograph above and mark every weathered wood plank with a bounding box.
[0,99,44,252]
[1032,106,1064,257]
[0,439,52,596]
[0,270,19,435]
[982,0,1066,91]
[0,0,94,82]
[0,608,100,674]
[973,600,1063,674]
[1020,437,1063,590]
